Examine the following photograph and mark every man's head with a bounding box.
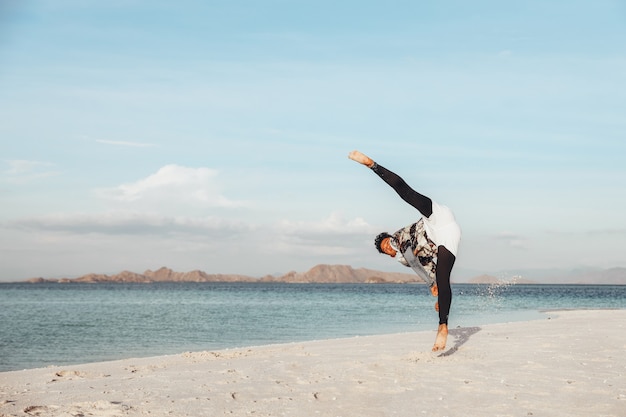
[374,232,397,257]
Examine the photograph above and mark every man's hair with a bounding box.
[374,232,392,254]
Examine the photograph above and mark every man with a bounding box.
[348,150,461,351]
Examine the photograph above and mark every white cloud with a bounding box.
[96,164,245,208]
[277,212,377,238]
[2,164,253,257]
[2,160,58,182]
[492,231,528,249]
[267,212,379,257]
[8,211,252,237]
[547,228,626,237]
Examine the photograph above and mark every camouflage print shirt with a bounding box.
[391,219,438,287]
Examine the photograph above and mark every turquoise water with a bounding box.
[1,282,625,372]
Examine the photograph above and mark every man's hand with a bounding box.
[348,150,375,168]
[430,284,438,297]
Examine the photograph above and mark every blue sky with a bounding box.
[1,0,625,281]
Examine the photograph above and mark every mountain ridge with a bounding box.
[24,264,421,284]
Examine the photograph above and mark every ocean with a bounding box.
[1,282,625,372]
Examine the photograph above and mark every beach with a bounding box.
[1,309,624,417]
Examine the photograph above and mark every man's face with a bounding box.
[380,237,397,257]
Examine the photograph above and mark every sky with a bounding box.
[1,0,625,282]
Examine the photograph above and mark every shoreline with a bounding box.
[1,309,625,416]
[0,308,550,374]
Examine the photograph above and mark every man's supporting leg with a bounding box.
[433,245,455,351]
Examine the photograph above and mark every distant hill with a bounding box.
[484,267,626,285]
[25,266,257,284]
[540,267,626,285]
[259,264,421,284]
[23,265,626,285]
[25,265,423,285]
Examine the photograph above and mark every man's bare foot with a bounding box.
[432,324,448,352]
[348,150,374,167]
[430,285,438,297]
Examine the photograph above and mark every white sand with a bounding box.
[1,310,625,417]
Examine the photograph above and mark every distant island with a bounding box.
[25,265,424,285]
[22,264,626,285]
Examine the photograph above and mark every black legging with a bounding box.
[371,163,455,325]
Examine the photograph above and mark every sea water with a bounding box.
[1,282,625,372]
